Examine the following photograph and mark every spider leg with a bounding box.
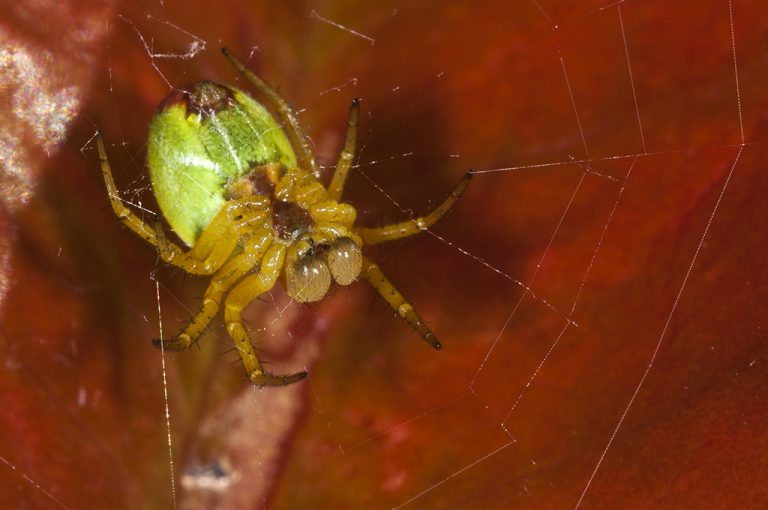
[356,171,472,246]
[96,132,164,246]
[223,243,308,386]
[153,230,273,351]
[221,47,318,177]
[156,197,269,275]
[361,256,441,350]
[97,131,254,275]
[327,98,360,201]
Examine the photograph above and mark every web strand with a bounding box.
[574,145,743,509]
[388,2,750,507]
[155,279,178,510]
[469,170,588,390]
[0,454,69,509]
[728,0,745,144]
[618,5,647,154]
[502,157,637,424]
[96,4,756,509]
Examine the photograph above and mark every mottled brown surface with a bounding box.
[1,0,766,509]
[271,200,313,241]
[157,81,235,117]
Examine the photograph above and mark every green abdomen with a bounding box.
[147,82,297,246]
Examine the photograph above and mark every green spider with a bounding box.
[96,48,471,387]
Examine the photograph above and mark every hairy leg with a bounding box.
[327,98,360,201]
[356,171,472,246]
[156,197,269,275]
[223,244,308,386]
[153,230,273,351]
[361,256,441,350]
[97,132,164,246]
[97,131,259,275]
[221,47,318,177]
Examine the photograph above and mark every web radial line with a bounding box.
[347,394,467,451]
[558,49,590,158]
[618,5,647,154]
[728,0,745,144]
[155,280,178,510]
[0,454,69,509]
[469,170,588,389]
[361,160,578,324]
[392,439,516,509]
[574,146,743,510]
[530,0,556,27]
[502,321,570,423]
[597,0,628,12]
[427,229,577,327]
[310,9,376,46]
[566,157,635,317]
[471,141,752,175]
[502,157,637,424]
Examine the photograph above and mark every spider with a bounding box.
[96,47,471,387]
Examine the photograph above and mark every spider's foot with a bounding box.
[152,333,193,352]
[250,370,308,387]
[424,332,442,350]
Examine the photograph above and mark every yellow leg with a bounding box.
[327,98,360,201]
[310,201,357,226]
[153,230,274,351]
[223,244,308,386]
[361,256,441,350]
[356,171,472,245]
[97,131,260,275]
[221,47,318,177]
[155,197,269,275]
[97,132,163,246]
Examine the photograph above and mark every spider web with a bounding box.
[2,0,764,508]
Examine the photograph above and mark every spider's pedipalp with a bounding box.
[98,48,466,388]
[285,255,332,303]
[325,237,362,286]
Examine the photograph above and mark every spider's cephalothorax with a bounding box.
[227,160,365,304]
[96,48,471,387]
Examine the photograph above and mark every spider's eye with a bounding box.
[325,237,362,286]
[286,256,331,303]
